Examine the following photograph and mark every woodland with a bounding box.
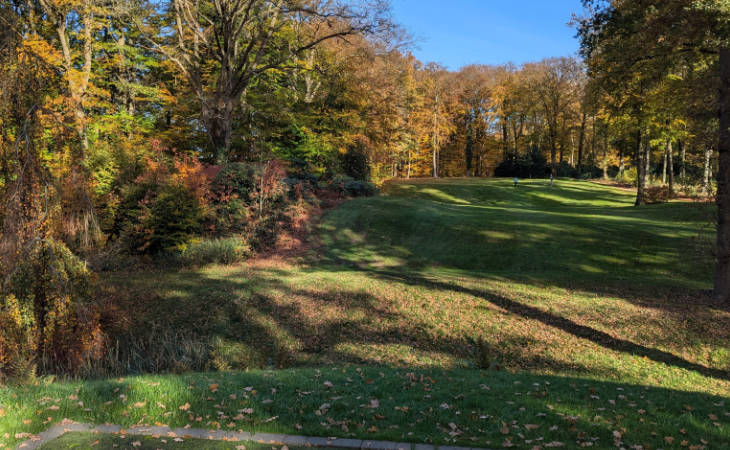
[1,1,730,449]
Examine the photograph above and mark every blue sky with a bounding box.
[390,0,585,69]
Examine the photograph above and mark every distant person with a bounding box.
[550,173,554,187]
[513,177,519,187]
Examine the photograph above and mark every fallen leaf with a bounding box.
[131,441,141,447]
[179,403,191,411]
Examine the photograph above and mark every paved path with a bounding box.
[15,421,488,450]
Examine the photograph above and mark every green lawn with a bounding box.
[1,178,729,449]
[38,432,300,449]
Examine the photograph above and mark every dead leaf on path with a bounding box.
[179,403,191,411]
[133,402,146,408]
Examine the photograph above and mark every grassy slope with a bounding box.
[1,179,729,449]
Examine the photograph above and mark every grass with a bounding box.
[38,432,303,449]
[3,368,729,449]
[1,178,729,449]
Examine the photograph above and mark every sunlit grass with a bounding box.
[1,178,727,449]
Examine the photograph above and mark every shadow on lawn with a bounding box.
[7,366,729,449]
[359,267,730,383]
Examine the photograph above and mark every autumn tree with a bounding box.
[523,57,583,177]
[142,0,390,162]
[577,0,730,299]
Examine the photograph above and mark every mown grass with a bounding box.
[3,368,729,449]
[1,178,728,449]
[39,432,302,449]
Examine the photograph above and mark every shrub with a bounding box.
[120,184,203,254]
[344,180,377,197]
[645,185,674,204]
[1,239,104,382]
[211,163,257,204]
[145,185,204,252]
[494,148,548,178]
[180,237,251,266]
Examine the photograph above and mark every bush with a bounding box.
[645,185,673,204]
[344,180,377,197]
[494,148,548,178]
[180,237,251,266]
[1,239,104,382]
[118,184,203,254]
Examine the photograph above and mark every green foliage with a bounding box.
[344,180,377,197]
[180,238,251,266]
[494,148,548,178]
[341,139,371,181]
[120,184,204,254]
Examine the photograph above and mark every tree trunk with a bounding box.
[680,140,686,182]
[603,130,609,180]
[705,147,714,195]
[203,100,235,164]
[407,149,412,179]
[591,115,597,167]
[618,146,625,179]
[662,145,668,184]
[714,47,730,301]
[645,137,651,187]
[502,121,509,159]
[578,111,587,172]
[465,122,473,177]
[635,126,646,206]
[549,125,558,178]
[668,139,675,195]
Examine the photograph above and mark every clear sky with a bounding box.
[390,0,585,69]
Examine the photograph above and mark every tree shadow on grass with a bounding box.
[6,366,730,449]
[357,267,730,383]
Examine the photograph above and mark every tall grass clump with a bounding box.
[180,237,251,266]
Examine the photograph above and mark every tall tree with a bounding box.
[143,0,389,162]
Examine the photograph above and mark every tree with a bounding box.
[577,0,730,300]
[143,0,390,162]
[523,57,583,177]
